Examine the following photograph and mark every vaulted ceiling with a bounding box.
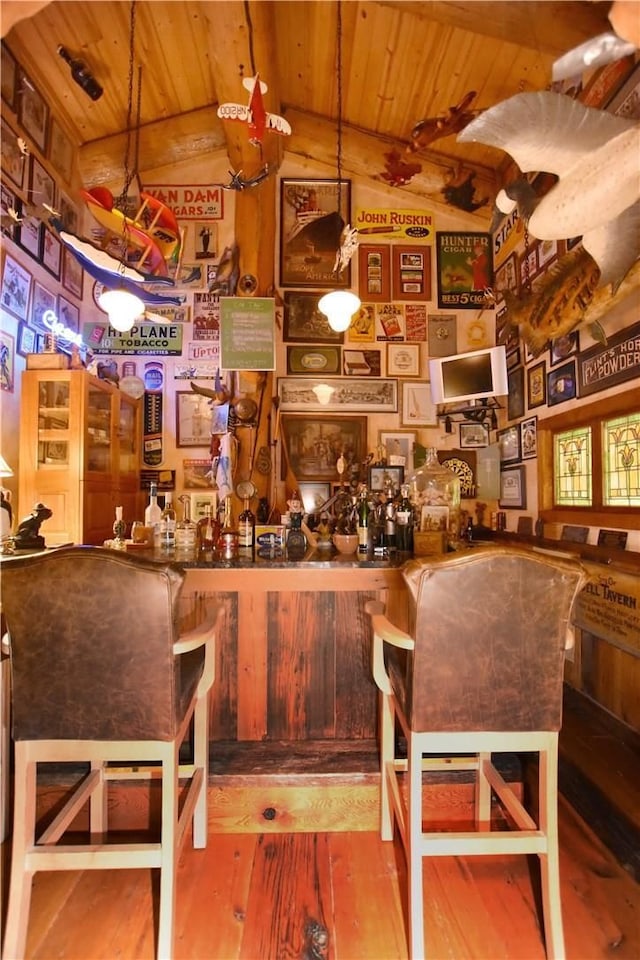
[3,1,617,211]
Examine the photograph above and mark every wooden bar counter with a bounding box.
[177,552,410,745]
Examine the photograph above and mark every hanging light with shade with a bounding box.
[98,287,144,332]
[318,0,361,334]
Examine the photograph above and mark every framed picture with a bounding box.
[62,247,84,299]
[17,322,36,357]
[342,348,381,377]
[298,481,332,514]
[48,117,74,184]
[435,231,492,309]
[401,380,437,426]
[30,156,56,210]
[606,60,640,118]
[499,464,527,510]
[1,116,26,190]
[176,391,214,447]
[519,247,539,287]
[506,346,521,371]
[30,280,56,331]
[520,415,538,460]
[438,449,477,499]
[57,190,79,233]
[387,342,420,377]
[281,414,367,482]
[57,294,79,333]
[0,329,15,392]
[286,344,341,376]
[494,252,519,295]
[1,43,17,110]
[497,425,521,466]
[41,228,62,279]
[1,183,19,241]
[392,245,431,301]
[548,360,577,406]
[1,254,32,321]
[279,178,351,288]
[190,493,217,523]
[550,331,579,366]
[368,464,404,495]
[537,238,558,271]
[527,360,546,409]
[18,69,49,153]
[379,430,416,473]
[507,366,525,421]
[17,214,42,260]
[459,421,490,448]
[278,376,397,413]
[283,291,345,344]
[358,244,390,302]
[427,313,457,357]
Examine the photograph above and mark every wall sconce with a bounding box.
[312,383,335,405]
[318,290,360,333]
[57,45,103,101]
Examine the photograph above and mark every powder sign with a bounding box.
[577,321,640,397]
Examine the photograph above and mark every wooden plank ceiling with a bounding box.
[3,1,615,208]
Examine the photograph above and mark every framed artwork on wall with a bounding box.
[378,430,416,473]
[1,254,32,321]
[30,281,56,331]
[0,329,15,392]
[507,366,525,421]
[392,244,431,301]
[57,294,79,333]
[497,425,521,466]
[435,231,492,310]
[520,415,538,460]
[550,331,579,366]
[342,348,381,377]
[62,247,84,298]
[499,464,527,509]
[30,156,56,210]
[279,178,351,288]
[18,69,49,152]
[48,117,74,184]
[400,380,437,426]
[41,228,62,279]
[283,291,345,344]
[281,414,367,482]
[17,322,36,357]
[1,43,17,110]
[176,391,213,447]
[1,117,26,190]
[369,464,404,494]
[387,342,420,377]
[278,377,397,413]
[459,421,490,448]
[1,183,19,241]
[358,244,390,302]
[298,481,332,514]
[527,360,546,409]
[286,344,341,376]
[17,214,42,261]
[548,360,577,406]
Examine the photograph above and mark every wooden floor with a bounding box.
[0,787,638,959]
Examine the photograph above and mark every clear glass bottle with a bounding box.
[197,505,216,553]
[218,495,239,560]
[238,496,256,554]
[396,483,414,554]
[144,482,162,547]
[406,447,461,549]
[160,492,176,550]
[112,505,126,549]
[175,495,198,554]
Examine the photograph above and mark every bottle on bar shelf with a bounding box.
[160,492,177,550]
[144,482,162,547]
[238,496,256,556]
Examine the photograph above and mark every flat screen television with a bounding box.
[429,345,508,404]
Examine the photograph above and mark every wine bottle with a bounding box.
[357,488,370,554]
[144,483,162,546]
[396,484,414,554]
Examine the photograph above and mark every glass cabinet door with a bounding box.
[86,382,112,473]
[119,400,137,477]
[37,378,70,467]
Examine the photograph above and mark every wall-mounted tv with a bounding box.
[429,345,508,404]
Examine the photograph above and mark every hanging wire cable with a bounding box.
[335,0,343,230]
[116,0,137,209]
[244,0,257,76]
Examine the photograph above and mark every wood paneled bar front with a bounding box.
[178,559,410,745]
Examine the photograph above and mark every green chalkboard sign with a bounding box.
[219,297,275,370]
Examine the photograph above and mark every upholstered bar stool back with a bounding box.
[367,545,588,960]
[1,546,219,960]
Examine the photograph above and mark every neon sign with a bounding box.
[43,309,83,348]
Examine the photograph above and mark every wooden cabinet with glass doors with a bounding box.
[19,370,142,545]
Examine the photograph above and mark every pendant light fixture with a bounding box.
[97,0,144,332]
[318,0,361,334]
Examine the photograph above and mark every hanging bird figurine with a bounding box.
[379,149,422,187]
[406,91,479,153]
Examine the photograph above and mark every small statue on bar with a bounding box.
[13,502,53,550]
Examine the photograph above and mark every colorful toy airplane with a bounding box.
[217,74,291,146]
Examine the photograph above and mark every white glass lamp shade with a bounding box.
[0,454,13,478]
[318,290,361,333]
[98,288,144,332]
[311,383,335,405]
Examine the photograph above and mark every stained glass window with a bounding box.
[554,427,592,506]
[603,413,640,506]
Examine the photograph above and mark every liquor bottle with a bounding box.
[218,495,239,560]
[464,517,474,543]
[357,488,370,554]
[238,496,256,554]
[286,508,307,559]
[112,505,126,549]
[395,484,414,554]
[159,492,176,550]
[197,506,216,553]
[175,495,198,554]
[57,45,103,100]
[384,487,397,555]
[144,483,162,546]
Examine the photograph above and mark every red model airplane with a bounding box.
[217,74,291,146]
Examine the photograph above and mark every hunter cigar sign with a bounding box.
[574,568,640,655]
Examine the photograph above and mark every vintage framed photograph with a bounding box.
[1,254,32,321]
[392,245,431,301]
[497,424,521,466]
[62,247,84,298]
[368,464,404,494]
[286,344,341,376]
[342,348,381,377]
[48,116,74,184]
[189,493,217,522]
[427,314,457,357]
[459,421,490,448]
[358,244,390,302]
[1,43,17,110]
[17,322,36,357]
[379,430,416,473]
[401,380,437,426]
[548,360,577,406]
[537,238,558,271]
[499,464,527,510]
[279,178,351,288]
[1,116,26,190]
[176,391,214,447]
[30,156,56,210]
[494,252,519,295]
[1,183,19,241]
[182,458,215,489]
[550,331,579,366]
[520,415,538,460]
[506,345,521,371]
[527,360,547,409]
[283,291,345,344]
[0,329,15,392]
[278,377,397,413]
[30,280,56,331]
[519,247,539,287]
[281,414,367,482]
[18,68,49,152]
[387,342,420,377]
[57,294,79,333]
[41,228,62,279]
[17,214,42,261]
[507,366,525,421]
[298,481,332,514]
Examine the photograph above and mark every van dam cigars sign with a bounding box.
[574,567,640,656]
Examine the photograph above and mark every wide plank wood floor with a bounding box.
[2,791,639,960]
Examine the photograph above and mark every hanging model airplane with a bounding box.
[217,74,291,146]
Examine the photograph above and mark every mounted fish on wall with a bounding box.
[459,91,640,353]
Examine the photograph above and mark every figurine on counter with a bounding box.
[13,502,53,550]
